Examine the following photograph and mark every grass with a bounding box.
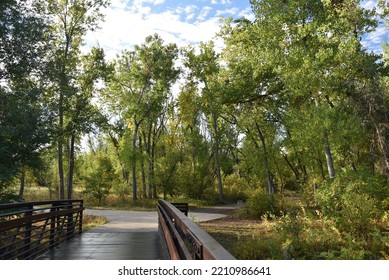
[199,207,389,260]
[82,214,108,231]
[199,210,282,259]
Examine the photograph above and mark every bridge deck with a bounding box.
[38,209,160,260]
[38,231,160,260]
[37,208,229,260]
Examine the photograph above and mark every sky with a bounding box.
[85,0,389,61]
[85,0,254,60]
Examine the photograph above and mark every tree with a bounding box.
[0,0,52,198]
[105,34,179,202]
[83,153,116,205]
[43,0,109,199]
[182,41,226,202]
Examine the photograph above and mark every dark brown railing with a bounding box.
[157,199,235,260]
[0,200,84,260]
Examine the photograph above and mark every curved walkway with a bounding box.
[38,207,229,260]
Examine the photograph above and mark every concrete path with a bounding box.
[38,207,228,260]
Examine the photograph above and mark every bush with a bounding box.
[276,209,348,259]
[0,190,21,204]
[232,237,283,260]
[316,170,389,214]
[222,173,250,202]
[275,206,388,259]
[246,188,284,218]
[316,170,387,241]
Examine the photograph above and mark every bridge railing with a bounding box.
[157,199,236,260]
[0,200,84,260]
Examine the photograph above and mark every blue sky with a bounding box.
[85,0,388,60]
[86,0,253,59]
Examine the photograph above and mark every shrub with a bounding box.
[246,188,284,218]
[0,190,21,204]
[222,173,250,202]
[316,170,387,242]
[276,209,344,259]
[275,205,388,259]
[232,237,283,260]
[316,170,389,215]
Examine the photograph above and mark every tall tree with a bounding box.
[229,0,384,180]
[0,0,52,196]
[44,0,109,199]
[105,34,179,202]
[183,41,226,202]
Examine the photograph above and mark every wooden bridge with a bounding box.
[0,199,235,260]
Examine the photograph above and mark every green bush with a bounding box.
[246,188,284,218]
[0,190,21,204]
[222,173,250,202]
[232,237,283,260]
[316,170,387,241]
[275,205,388,259]
[316,170,389,214]
[276,209,348,259]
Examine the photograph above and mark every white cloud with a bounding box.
[110,0,128,9]
[185,13,195,21]
[211,0,232,5]
[133,0,166,5]
[238,7,255,21]
[197,6,213,21]
[184,5,198,14]
[362,25,389,54]
[85,2,225,60]
[215,7,239,17]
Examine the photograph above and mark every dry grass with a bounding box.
[199,210,281,259]
[82,214,107,231]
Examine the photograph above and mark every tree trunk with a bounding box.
[324,131,335,179]
[282,153,300,180]
[375,124,389,175]
[109,132,129,182]
[255,121,276,194]
[67,134,75,199]
[58,92,65,200]
[211,111,224,203]
[19,167,26,199]
[151,136,157,199]
[144,129,153,199]
[132,119,139,202]
[139,136,147,199]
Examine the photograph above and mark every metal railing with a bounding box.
[0,200,84,260]
[157,199,235,260]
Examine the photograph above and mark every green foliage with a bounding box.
[232,237,283,260]
[315,170,388,246]
[83,155,116,205]
[275,207,388,259]
[316,170,389,215]
[0,189,21,204]
[222,173,250,202]
[277,210,346,259]
[246,188,284,218]
[0,0,52,190]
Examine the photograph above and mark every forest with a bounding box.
[1,0,389,259]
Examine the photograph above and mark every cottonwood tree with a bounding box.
[43,0,109,199]
[0,0,52,198]
[182,41,227,202]
[105,34,179,202]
